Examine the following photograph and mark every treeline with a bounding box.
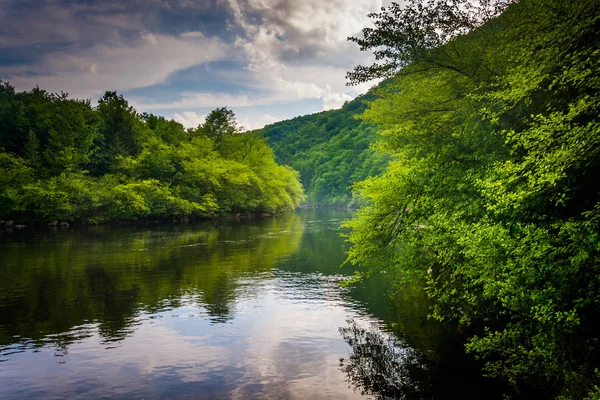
[257,94,388,207]
[344,0,600,398]
[0,85,304,224]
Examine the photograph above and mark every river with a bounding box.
[0,209,500,399]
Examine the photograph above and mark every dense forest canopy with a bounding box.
[0,86,304,223]
[257,94,389,207]
[344,0,600,398]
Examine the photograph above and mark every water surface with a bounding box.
[0,209,497,399]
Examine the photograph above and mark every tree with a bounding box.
[344,0,600,397]
[198,107,241,143]
[94,91,145,174]
[346,0,516,85]
[142,113,188,145]
[256,93,388,206]
[41,97,100,174]
[0,81,27,156]
[0,86,304,222]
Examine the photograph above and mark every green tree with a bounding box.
[346,0,516,85]
[344,0,600,398]
[94,91,146,174]
[198,107,240,143]
[257,93,389,206]
[41,96,100,174]
[0,81,27,156]
[142,113,189,145]
[0,89,304,222]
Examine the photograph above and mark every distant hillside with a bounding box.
[256,93,389,207]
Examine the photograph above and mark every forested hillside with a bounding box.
[257,94,389,207]
[344,0,600,398]
[0,86,304,224]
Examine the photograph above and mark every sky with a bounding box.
[0,0,389,130]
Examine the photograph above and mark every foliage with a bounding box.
[257,94,389,207]
[344,0,600,398]
[346,0,516,85]
[0,85,304,223]
[199,107,240,143]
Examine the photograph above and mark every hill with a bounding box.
[256,92,389,207]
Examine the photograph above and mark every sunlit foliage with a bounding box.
[0,87,304,222]
[257,94,389,207]
[344,0,600,397]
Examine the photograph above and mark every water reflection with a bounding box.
[339,286,507,400]
[340,321,427,400]
[0,213,305,351]
[0,209,498,399]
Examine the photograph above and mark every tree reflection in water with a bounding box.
[339,320,430,400]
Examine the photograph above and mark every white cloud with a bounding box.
[237,113,283,131]
[221,0,385,112]
[130,73,374,116]
[322,92,353,111]
[141,31,159,45]
[133,92,253,110]
[262,114,279,125]
[180,31,205,38]
[173,111,206,129]
[170,109,279,132]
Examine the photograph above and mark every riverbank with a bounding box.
[0,211,281,231]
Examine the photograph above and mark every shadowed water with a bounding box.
[0,209,499,399]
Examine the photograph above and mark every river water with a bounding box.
[0,209,498,399]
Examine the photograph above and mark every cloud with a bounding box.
[173,111,206,129]
[130,74,374,120]
[0,1,144,48]
[237,113,282,131]
[223,0,385,110]
[170,109,279,132]
[1,0,389,127]
[0,0,231,99]
[262,113,279,125]
[180,31,205,38]
[322,91,354,111]
[4,31,226,99]
[133,91,253,110]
